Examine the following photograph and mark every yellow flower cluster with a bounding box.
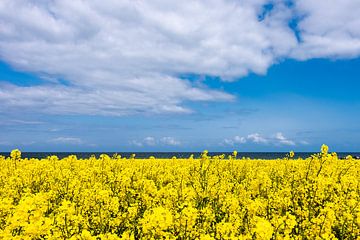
[0,146,359,239]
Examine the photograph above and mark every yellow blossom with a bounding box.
[0,145,358,239]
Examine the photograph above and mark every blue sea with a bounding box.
[1,152,359,159]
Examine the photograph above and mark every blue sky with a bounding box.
[0,1,360,152]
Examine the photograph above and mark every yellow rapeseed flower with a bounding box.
[321,144,329,154]
[10,148,21,159]
[0,145,358,239]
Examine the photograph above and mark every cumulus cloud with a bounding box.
[223,133,267,145]
[274,132,295,146]
[223,135,247,146]
[0,0,359,115]
[160,137,181,146]
[291,0,360,59]
[130,136,181,147]
[143,136,156,146]
[247,133,268,143]
[0,77,232,116]
[129,140,143,147]
[224,132,300,146]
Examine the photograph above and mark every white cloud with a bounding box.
[291,0,360,59]
[223,135,247,146]
[247,133,268,143]
[129,140,143,147]
[223,132,301,146]
[49,137,83,145]
[0,78,232,116]
[0,1,359,115]
[143,136,156,146]
[274,132,295,146]
[160,137,181,146]
[234,136,247,144]
[130,136,181,147]
[223,138,235,146]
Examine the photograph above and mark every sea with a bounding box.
[1,152,360,159]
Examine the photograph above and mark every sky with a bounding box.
[0,0,360,152]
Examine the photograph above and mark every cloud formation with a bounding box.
[291,0,360,59]
[247,133,268,144]
[160,137,181,146]
[130,136,181,147]
[223,132,301,146]
[274,132,295,146]
[0,0,359,115]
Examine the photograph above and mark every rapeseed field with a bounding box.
[0,145,359,239]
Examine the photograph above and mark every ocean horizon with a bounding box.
[1,151,360,159]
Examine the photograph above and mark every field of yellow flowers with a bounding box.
[0,145,359,239]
